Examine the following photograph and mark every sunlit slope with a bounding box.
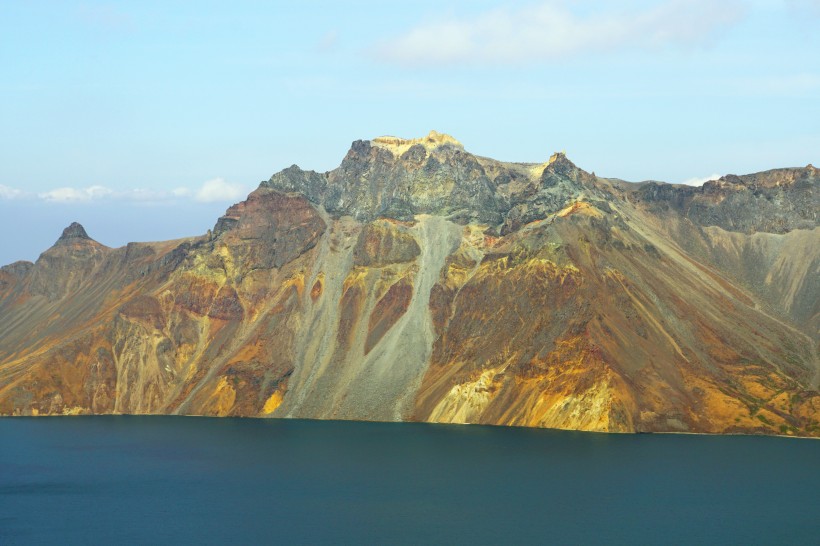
[1,132,817,436]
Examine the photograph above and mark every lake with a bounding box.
[1,417,818,544]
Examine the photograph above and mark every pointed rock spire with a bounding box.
[57,222,91,243]
[545,151,578,174]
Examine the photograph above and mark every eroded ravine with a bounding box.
[281,215,461,421]
[282,215,359,417]
[363,215,462,420]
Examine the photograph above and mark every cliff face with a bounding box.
[1,132,818,436]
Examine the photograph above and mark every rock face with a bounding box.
[27,222,110,301]
[58,222,92,241]
[632,169,817,234]
[1,132,818,437]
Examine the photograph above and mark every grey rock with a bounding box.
[264,133,591,230]
[58,222,91,242]
[632,167,818,233]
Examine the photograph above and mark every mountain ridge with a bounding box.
[0,132,817,436]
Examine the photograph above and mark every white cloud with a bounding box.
[115,188,184,202]
[194,178,246,203]
[682,173,722,186]
[375,0,746,66]
[172,187,192,198]
[30,181,245,204]
[38,185,115,202]
[0,184,25,200]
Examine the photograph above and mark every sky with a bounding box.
[1,0,818,265]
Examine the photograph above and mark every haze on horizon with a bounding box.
[1,0,818,265]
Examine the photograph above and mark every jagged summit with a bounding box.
[543,151,581,175]
[548,151,571,165]
[57,222,91,243]
[371,130,463,154]
[712,164,818,189]
[262,132,590,227]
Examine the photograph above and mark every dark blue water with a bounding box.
[1,417,817,545]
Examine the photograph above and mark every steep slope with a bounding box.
[0,132,817,436]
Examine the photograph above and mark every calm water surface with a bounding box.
[1,417,818,545]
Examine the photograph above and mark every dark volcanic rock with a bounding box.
[263,132,602,231]
[58,222,92,242]
[265,165,328,204]
[213,188,327,272]
[264,131,815,237]
[631,166,818,233]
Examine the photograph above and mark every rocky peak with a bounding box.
[717,174,744,185]
[28,223,107,301]
[371,130,463,155]
[633,164,818,234]
[263,132,599,229]
[543,152,580,177]
[211,188,327,271]
[57,222,92,243]
[539,151,594,192]
[717,165,818,189]
[548,151,572,166]
[0,260,33,294]
[0,260,33,278]
[341,131,464,167]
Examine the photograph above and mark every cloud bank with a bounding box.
[375,0,746,66]
[1,179,247,204]
[39,185,115,202]
[0,185,25,200]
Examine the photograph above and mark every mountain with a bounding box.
[1,131,817,436]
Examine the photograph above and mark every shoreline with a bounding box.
[2,412,818,440]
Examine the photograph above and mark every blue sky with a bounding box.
[1,0,818,264]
